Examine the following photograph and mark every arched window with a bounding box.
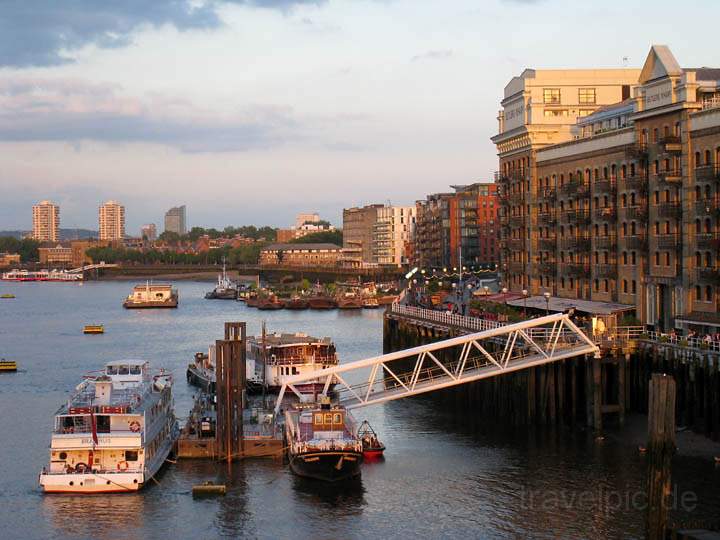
[695,285,702,300]
[665,252,671,266]
[623,280,628,293]
[705,218,712,233]
[696,252,702,266]
[621,165,627,179]
[631,251,636,265]
[695,219,701,233]
[632,280,637,294]
[631,221,637,235]
[623,251,628,265]
[603,279,609,292]
[705,150,711,165]
[655,252,660,265]
[695,151,701,168]
[630,163,636,177]
[706,286,713,302]
[594,279,599,291]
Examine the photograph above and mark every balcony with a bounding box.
[696,233,720,250]
[624,206,648,220]
[559,181,581,195]
[625,142,648,160]
[656,170,683,183]
[508,192,525,204]
[623,235,647,250]
[508,261,526,272]
[563,210,591,225]
[538,237,557,250]
[561,237,591,251]
[624,174,649,193]
[537,212,557,226]
[594,206,617,221]
[537,261,557,274]
[694,197,720,217]
[593,179,617,194]
[508,238,524,250]
[655,202,682,219]
[659,135,682,153]
[694,165,720,181]
[562,263,590,276]
[696,267,720,284]
[595,235,617,249]
[594,264,617,278]
[655,234,680,250]
[536,188,557,202]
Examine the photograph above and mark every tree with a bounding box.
[289,230,342,245]
[0,237,40,262]
[158,231,181,245]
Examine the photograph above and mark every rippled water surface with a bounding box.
[1,280,718,539]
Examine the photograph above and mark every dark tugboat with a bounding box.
[186,351,216,393]
[357,420,385,460]
[285,398,363,482]
[205,262,237,300]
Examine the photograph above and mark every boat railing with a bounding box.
[292,439,362,454]
[268,355,339,366]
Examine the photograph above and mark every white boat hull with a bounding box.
[39,471,144,493]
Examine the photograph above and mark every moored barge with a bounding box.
[123,282,178,309]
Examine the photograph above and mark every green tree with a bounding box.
[289,230,342,245]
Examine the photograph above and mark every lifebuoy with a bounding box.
[129,421,141,432]
[75,462,89,473]
[117,461,129,471]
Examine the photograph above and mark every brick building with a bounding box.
[259,243,343,267]
[493,45,720,333]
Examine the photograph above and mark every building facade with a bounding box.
[39,245,73,266]
[493,45,720,333]
[98,200,125,241]
[414,192,452,268]
[259,243,343,267]
[164,205,187,235]
[32,200,60,243]
[141,223,157,242]
[0,253,21,267]
[343,204,415,267]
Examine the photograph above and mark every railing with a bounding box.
[656,234,680,249]
[560,181,580,195]
[538,237,557,250]
[561,237,591,250]
[694,165,720,181]
[655,202,682,218]
[562,210,591,225]
[270,355,339,366]
[702,97,720,110]
[624,174,649,192]
[536,261,557,274]
[561,263,590,276]
[643,331,720,354]
[391,304,505,332]
[624,205,648,220]
[695,233,720,250]
[696,268,720,284]
[595,235,617,249]
[624,235,648,250]
[593,179,617,194]
[536,188,557,201]
[594,206,617,220]
[594,264,617,278]
[625,143,648,160]
[656,170,683,183]
[694,198,720,215]
[537,213,557,225]
[508,261,526,272]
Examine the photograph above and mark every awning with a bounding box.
[506,295,635,316]
[675,311,720,328]
[478,292,526,304]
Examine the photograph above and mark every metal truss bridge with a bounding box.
[274,312,600,413]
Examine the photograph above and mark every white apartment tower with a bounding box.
[32,200,60,242]
[99,200,126,241]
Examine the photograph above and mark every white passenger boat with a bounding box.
[38,360,178,493]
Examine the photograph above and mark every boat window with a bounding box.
[324,413,332,424]
[130,365,141,375]
[292,367,298,375]
[125,450,138,461]
[106,366,118,375]
[97,415,111,433]
[59,452,67,460]
[314,414,323,424]
[118,365,129,375]
[333,413,342,424]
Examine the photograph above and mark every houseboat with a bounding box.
[284,295,309,310]
[186,345,264,395]
[307,295,337,310]
[256,295,284,310]
[83,325,105,335]
[285,398,363,482]
[337,292,363,309]
[204,263,237,300]
[123,282,178,309]
[362,297,380,309]
[38,360,178,493]
[247,332,338,394]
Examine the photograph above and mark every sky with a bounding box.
[1,0,718,233]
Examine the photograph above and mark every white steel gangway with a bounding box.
[67,262,119,273]
[274,312,600,413]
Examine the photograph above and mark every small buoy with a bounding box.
[192,481,226,496]
[638,446,647,454]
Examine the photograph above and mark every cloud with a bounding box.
[0,0,324,68]
[411,50,454,62]
[0,77,300,152]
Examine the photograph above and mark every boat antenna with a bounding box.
[261,320,267,407]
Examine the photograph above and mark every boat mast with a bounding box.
[261,321,267,407]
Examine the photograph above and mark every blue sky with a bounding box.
[1,0,718,233]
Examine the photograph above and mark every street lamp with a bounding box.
[501,287,508,294]
[543,291,551,316]
[522,288,528,317]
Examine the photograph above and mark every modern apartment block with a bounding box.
[343,204,416,267]
[414,183,498,269]
[98,200,125,241]
[164,205,187,235]
[141,223,157,242]
[32,200,60,242]
[493,45,720,333]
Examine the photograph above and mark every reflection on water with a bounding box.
[1,281,719,539]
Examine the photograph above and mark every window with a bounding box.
[544,109,568,117]
[632,281,637,294]
[695,286,702,300]
[706,286,713,302]
[125,450,138,462]
[544,88,561,104]
[579,88,596,104]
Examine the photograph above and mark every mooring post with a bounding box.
[216,322,247,462]
[645,373,676,540]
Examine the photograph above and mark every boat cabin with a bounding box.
[104,360,149,388]
[128,283,175,302]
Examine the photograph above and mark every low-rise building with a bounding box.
[0,252,21,267]
[259,243,343,267]
[39,245,73,266]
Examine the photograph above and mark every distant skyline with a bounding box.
[2,0,719,230]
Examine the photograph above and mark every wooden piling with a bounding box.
[645,373,676,540]
[215,322,246,462]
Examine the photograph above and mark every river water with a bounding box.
[0,280,718,539]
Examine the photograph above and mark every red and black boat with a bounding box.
[357,420,385,460]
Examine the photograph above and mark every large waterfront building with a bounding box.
[492,45,720,333]
[38,245,73,266]
[164,205,187,236]
[259,243,343,267]
[0,252,21,267]
[414,183,498,269]
[98,200,125,241]
[343,204,415,267]
[32,200,60,243]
